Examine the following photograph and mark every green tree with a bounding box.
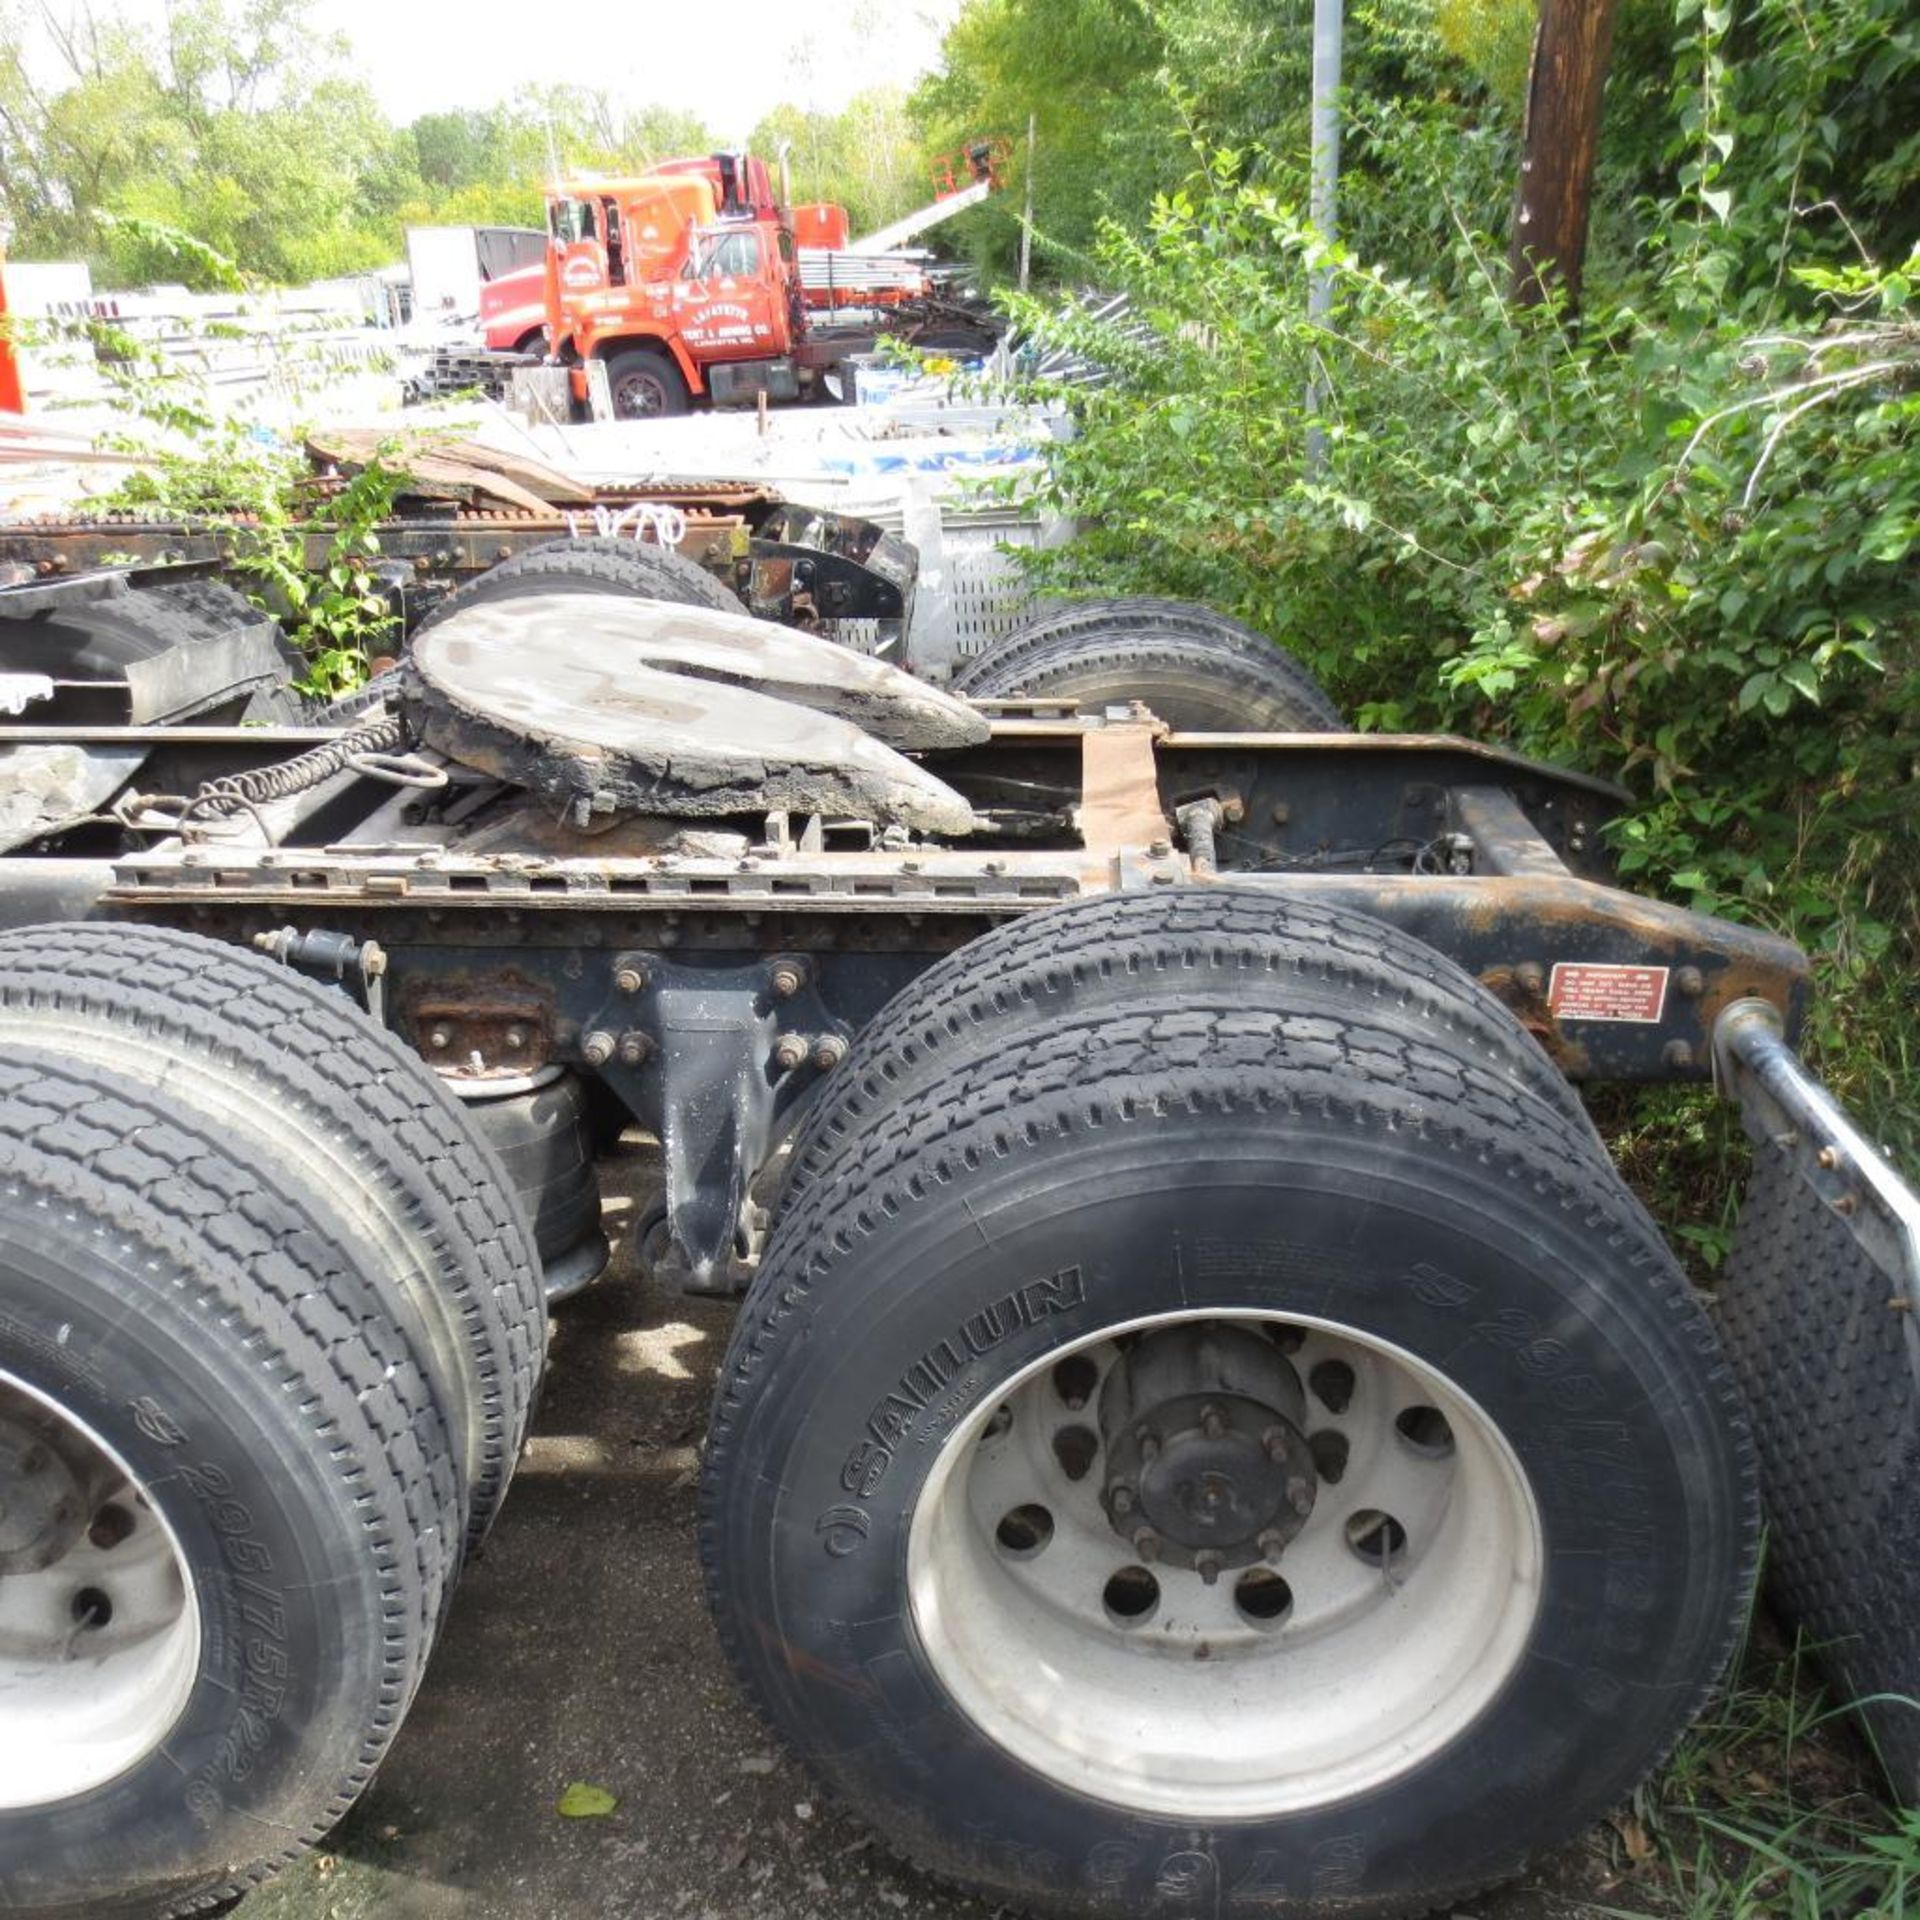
[750,89,926,235]
[0,0,426,285]
[998,0,1920,1151]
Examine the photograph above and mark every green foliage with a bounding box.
[231,454,403,697]
[1431,0,1537,108]
[0,0,425,286]
[913,0,1486,283]
[1628,1627,1920,1919]
[102,416,400,697]
[911,0,1183,279]
[751,89,930,237]
[1005,0,1920,1165]
[0,2,933,288]
[41,232,403,698]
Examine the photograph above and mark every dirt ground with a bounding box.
[242,1147,1637,1920]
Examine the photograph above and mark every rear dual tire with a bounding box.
[955,597,1344,732]
[706,893,1758,1919]
[0,926,546,1917]
[416,534,744,636]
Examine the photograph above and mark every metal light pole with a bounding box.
[1306,0,1344,473]
[1019,113,1037,294]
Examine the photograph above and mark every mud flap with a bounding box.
[1714,1000,1920,1801]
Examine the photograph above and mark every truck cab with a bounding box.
[523,148,985,417]
[542,175,814,413]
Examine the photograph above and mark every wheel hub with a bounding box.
[0,1408,90,1575]
[616,373,664,418]
[0,1374,202,1810]
[1100,1324,1317,1578]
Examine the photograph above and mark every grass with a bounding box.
[1595,1622,1920,1920]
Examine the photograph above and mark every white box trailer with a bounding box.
[405,224,548,324]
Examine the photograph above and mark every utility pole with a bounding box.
[1018,113,1037,294]
[1305,0,1344,473]
[1508,0,1621,310]
[1308,0,1343,329]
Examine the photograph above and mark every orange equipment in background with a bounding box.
[0,251,25,415]
[791,203,850,251]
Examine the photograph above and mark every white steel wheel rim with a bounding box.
[907,1310,1543,1819]
[0,1370,201,1809]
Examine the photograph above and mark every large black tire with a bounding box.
[0,581,299,725]
[705,956,1757,1918]
[0,585,205,681]
[415,535,743,637]
[0,923,546,1553]
[0,1048,457,1917]
[141,577,308,723]
[315,665,402,725]
[604,346,691,419]
[782,888,1595,1209]
[954,596,1344,731]
[974,595,1310,664]
[1718,1147,1920,1799]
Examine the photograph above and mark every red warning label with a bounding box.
[1547,963,1670,1023]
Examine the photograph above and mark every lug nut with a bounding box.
[1287,1476,1315,1518]
[769,959,808,998]
[812,1034,849,1072]
[1257,1528,1286,1560]
[617,1031,654,1068]
[1200,1403,1225,1440]
[773,1034,809,1073]
[504,1026,527,1049]
[581,1029,616,1067]
[1675,965,1705,998]
[1130,1526,1161,1564]
[1136,1429,1161,1461]
[89,1504,136,1550]
[1110,1486,1136,1518]
[614,963,649,995]
[426,1025,451,1051]
[1195,1550,1223,1587]
[1263,1427,1289,1462]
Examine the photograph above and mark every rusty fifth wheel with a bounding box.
[703,897,1757,1918]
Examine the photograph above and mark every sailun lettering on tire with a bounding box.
[1547,963,1670,1023]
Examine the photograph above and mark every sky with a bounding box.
[14,0,967,140]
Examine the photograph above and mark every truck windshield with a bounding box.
[549,199,598,244]
[685,231,761,281]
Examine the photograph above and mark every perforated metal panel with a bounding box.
[843,499,1070,674]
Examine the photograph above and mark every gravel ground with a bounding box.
[243,1147,1625,1920]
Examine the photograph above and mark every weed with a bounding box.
[1605,1625,1920,1920]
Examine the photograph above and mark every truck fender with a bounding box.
[590,331,705,398]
